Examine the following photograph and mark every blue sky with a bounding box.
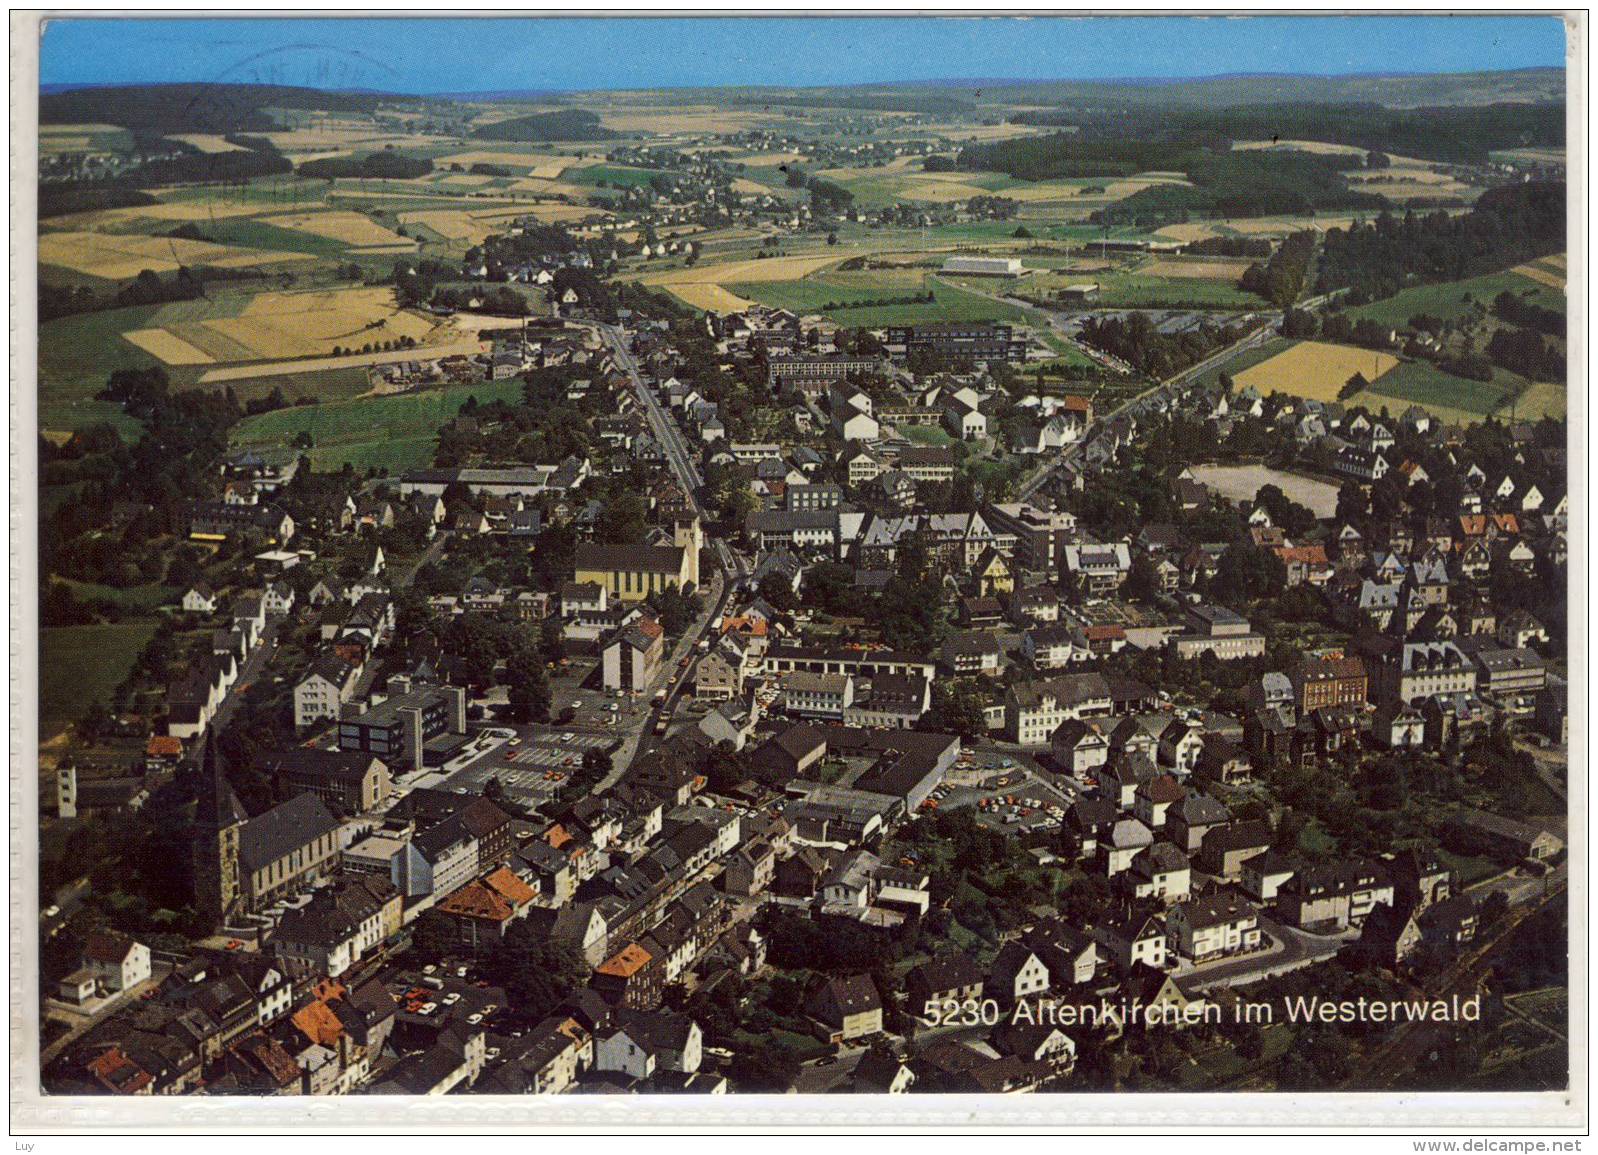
[40,16,1566,94]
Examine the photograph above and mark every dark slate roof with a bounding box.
[238,793,338,873]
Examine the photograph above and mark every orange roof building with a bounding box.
[595,941,652,979]
[88,1046,153,1095]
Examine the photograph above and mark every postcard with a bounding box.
[11,10,1584,1136]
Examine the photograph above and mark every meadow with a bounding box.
[1354,358,1525,423]
[1347,266,1565,328]
[40,621,157,739]
[229,378,527,472]
[39,305,163,438]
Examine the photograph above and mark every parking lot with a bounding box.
[930,747,1080,836]
[399,726,619,811]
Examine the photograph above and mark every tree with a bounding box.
[922,679,987,741]
[1125,552,1160,603]
[581,747,612,780]
[483,921,585,1019]
[1212,542,1287,601]
[504,647,551,723]
[826,231,838,246]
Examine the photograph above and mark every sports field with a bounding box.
[1232,340,1399,401]
[1140,257,1253,281]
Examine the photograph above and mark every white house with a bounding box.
[81,929,151,994]
[182,584,219,614]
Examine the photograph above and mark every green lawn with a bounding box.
[900,424,953,446]
[1435,848,1504,887]
[38,305,163,439]
[1348,266,1564,329]
[230,379,526,473]
[41,622,157,738]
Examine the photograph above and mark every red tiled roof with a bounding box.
[595,942,653,978]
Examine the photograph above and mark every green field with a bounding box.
[1348,266,1564,329]
[38,305,163,439]
[230,378,526,473]
[1358,358,1520,417]
[1058,271,1264,310]
[41,621,157,738]
[57,580,177,611]
[725,268,930,313]
[568,164,675,189]
[734,276,1028,327]
[204,216,356,259]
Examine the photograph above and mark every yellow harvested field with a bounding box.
[1012,177,1190,204]
[505,178,591,198]
[1353,177,1474,202]
[1510,381,1566,421]
[262,210,415,249]
[1513,262,1565,290]
[397,205,548,244]
[169,134,248,153]
[664,283,756,312]
[45,198,284,229]
[731,178,772,195]
[435,173,497,187]
[1540,253,1567,270]
[197,338,489,384]
[519,203,605,223]
[206,287,438,360]
[121,328,216,365]
[1235,341,1399,401]
[927,122,1049,141]
[38,230,313,279]
[127,287,448,367]
[41,122,120,135]
[1142,258,1252,281]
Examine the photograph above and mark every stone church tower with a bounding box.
[192,735,246,925]
[674,515,703,589]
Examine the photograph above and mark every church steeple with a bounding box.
[192,734,244,924]
[195,733,246,830]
